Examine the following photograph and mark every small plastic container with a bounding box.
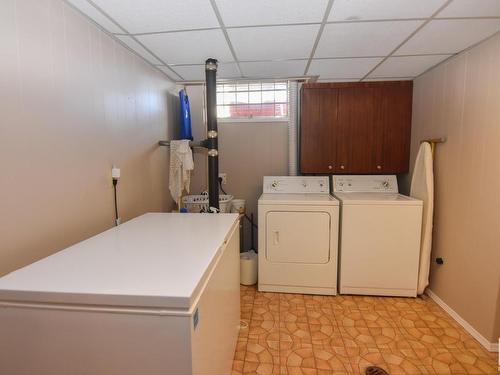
[231,199,246,214]
[240,250,258,286]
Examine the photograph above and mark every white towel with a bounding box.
[410,142,434,295]
[169,140,194,206]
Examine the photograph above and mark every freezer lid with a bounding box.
[0,213,239,310]
[333,192,422,206]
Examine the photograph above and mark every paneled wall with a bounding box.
[0,0,175,275]
[407,32,500,344]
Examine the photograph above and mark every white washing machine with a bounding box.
[332,175,423,297]
[258,176,339,295]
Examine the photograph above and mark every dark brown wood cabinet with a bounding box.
[299,81,413,174]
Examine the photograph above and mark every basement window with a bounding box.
[216,81,288,121]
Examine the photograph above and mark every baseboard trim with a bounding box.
[426,289,499,353]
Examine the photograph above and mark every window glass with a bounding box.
[216,81,288,120]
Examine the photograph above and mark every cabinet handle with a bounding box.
[340,165,345,170]
[328,165,333,170]
[377,165,382,170]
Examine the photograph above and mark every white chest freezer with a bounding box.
[0,213,240,375]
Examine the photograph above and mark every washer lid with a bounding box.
[334,192,422,206]
[259,193,339,206]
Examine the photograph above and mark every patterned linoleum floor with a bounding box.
[232,285,498,375]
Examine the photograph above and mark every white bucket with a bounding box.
[240,250,258,286]
[231,199,246,214]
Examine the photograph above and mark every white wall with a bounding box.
[0,0,175,275]
[407,32,500,344]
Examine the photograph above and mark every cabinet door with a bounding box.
[375,83,413,173]
[336,86,379,173]
[300,88,337,173]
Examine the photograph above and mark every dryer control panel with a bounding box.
[332,175,399,193]
[263,176,329,194]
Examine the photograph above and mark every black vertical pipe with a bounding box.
[205,58,219,211]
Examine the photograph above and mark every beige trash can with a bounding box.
[240,250,258,285]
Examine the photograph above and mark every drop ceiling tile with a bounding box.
[169,63,241,81]
[363,77,413,81]
[115,35,162,64]
[66,0,125,33]
[438,0,500,18]
[316,21,423,58]
[308,57,383,79]
[396,19,500,55]
[239,60,308,78]
[156,66,182,80]
[137,29,234,65]
[369,54,451,78]
[329,0,446,21]
[91,0,219,33]
[228,25,319,61]
[216,0,328,27]
[317,78,361,82]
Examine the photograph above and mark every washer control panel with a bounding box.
[263,176,329,194]
[332,175,398,193]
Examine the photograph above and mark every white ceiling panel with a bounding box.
[438,0,500,18]
[137,29,234,65]
[228,25,320,61]
[156,66,182,80]
[315,21,423,58]
[216,0,328,27]
[66,0,125,33]
[91,0,219,33]
[240,60,308,78]
[308,57,383,79]
[329,0,446,21]
[66,0,500,82]
[317,79,361,82]
[363,77,413,81]
[169,63,241,81]
[115,36,162,65]
[369,54,451,78]
[396,19,500,55]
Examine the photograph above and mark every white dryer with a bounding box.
[258,176,339,295]
[332,175,423,297]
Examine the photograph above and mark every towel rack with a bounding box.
[158,140,207,150]
[420,137,446,156]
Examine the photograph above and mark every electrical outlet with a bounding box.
[219,173,227,185]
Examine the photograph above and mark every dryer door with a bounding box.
[266,211,330,264]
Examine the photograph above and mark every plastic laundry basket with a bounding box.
[182,193,233,213]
